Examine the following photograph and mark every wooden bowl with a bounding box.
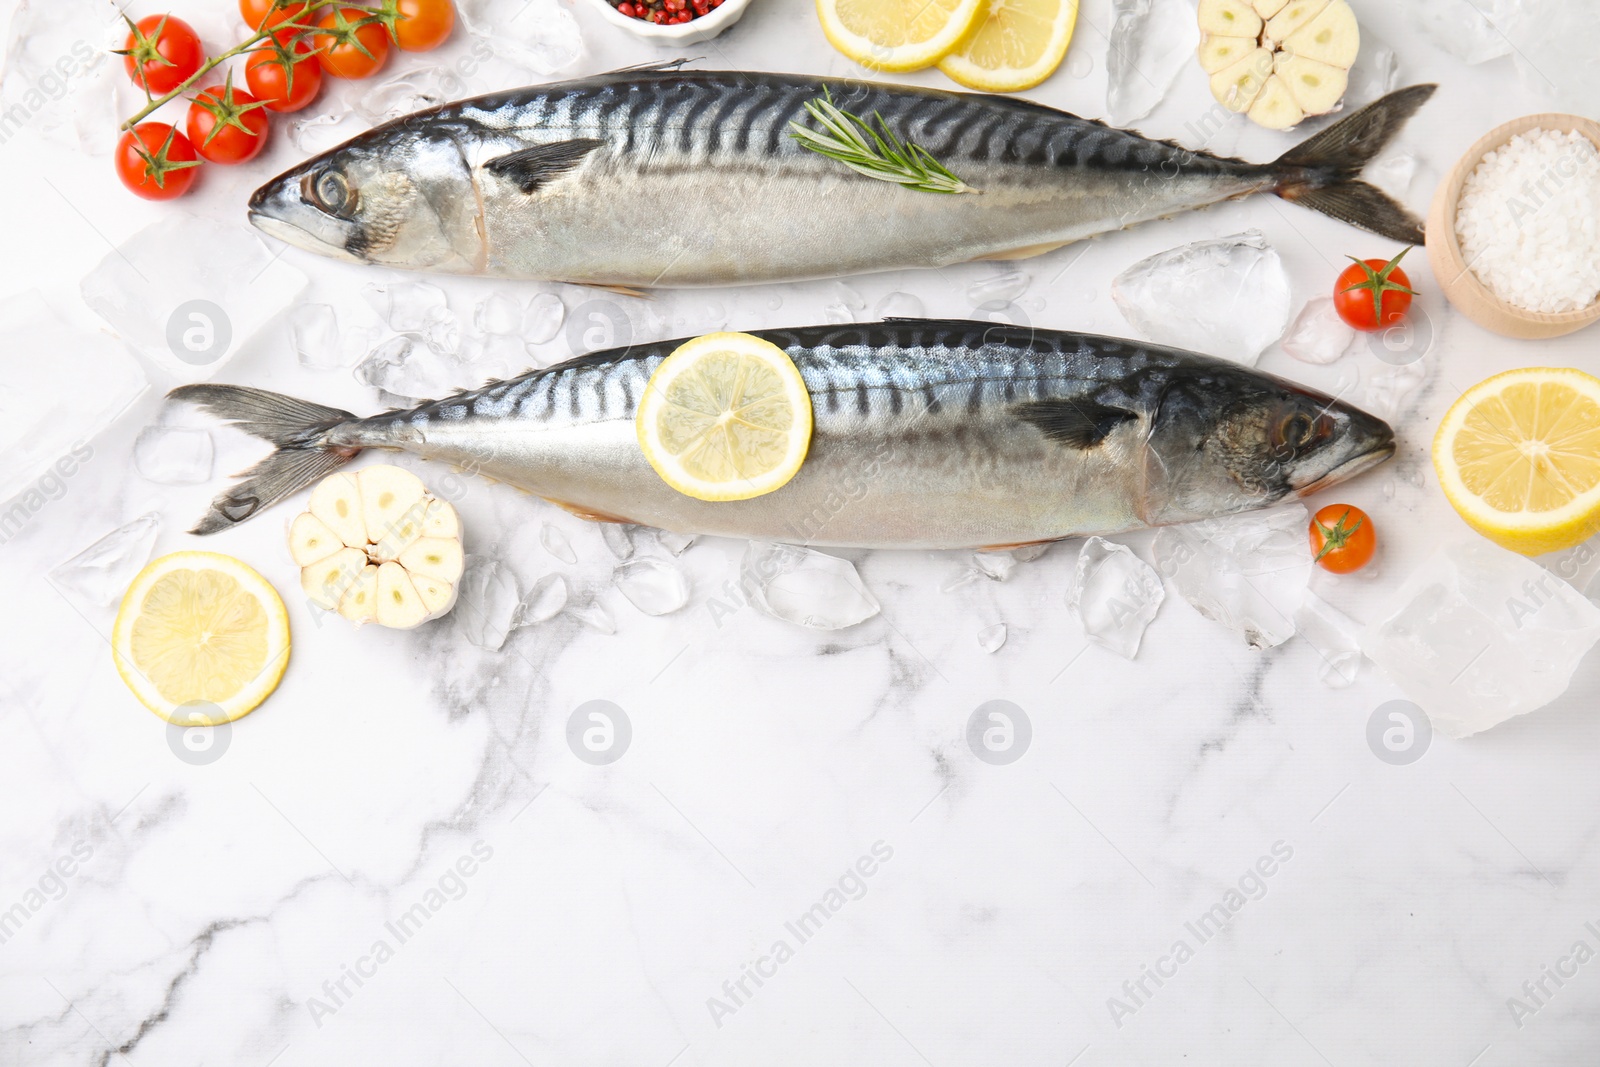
[1426,113,1600,339]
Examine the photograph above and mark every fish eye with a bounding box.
[1270,404,1327,455]
[303,168,355,216]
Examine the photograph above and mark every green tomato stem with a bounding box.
[119,27,277,132]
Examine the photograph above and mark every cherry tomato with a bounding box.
[186,76,271,164]
[115,122,201,200]
[314,7,391,79]
[245,36,322,112]
[239,0,313,30]
[391,0,455,51]
[1333,248,1416,332]
[1309,504,1376,574]
[120,15,205,95]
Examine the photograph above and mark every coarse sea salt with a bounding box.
[1455,128,1600,314]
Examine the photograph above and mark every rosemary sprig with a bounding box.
[788,90,978,195]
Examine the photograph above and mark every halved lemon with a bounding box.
[636,332,813,503]
[1433,367,1600,556]
[818,0,987,72]
[112,551,290,725]
[938,0,1079,92]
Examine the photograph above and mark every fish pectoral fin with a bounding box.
[977,538,1062,551]
[542,497,638,525]
[970,240,1074,262]
[484,139,605,194]
[1016,398,1137,449]
[570,281,653,299]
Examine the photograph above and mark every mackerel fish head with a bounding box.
[1141,358,1396,527]
[248,120,482,272]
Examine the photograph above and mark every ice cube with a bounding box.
[601,524,638,560]
[1011,542,1053,563]
[341,326,382,368]
[967,271,1030,309]
[1281,298,1356,365]
[517,573,569,625]
[352,68,452,124]
[874,292,926,319]
[1065,537,1164,659]
[1503,0,1600,114]
[832,284,867,311]
[740,543,880,630]
[363,280,450,334]
[353,336,459,400]
[700,301,729,330]
[1340,38,1399,113]
[0,292,146,506]
[455,555,522,651]
[1410,0,1515,65]
[526,293,565,345]
[0,0,127,154]
[290,111,370,154]
[1360,354,1430,423]
[459,0,584,74]
[824,302,856,325]
[48,513,160,609]
[1153,505,1312,649]
[572,600,616,634]
[456,332,531,380]
[420,307,461,357]
[973,552,1017,582]
[1360,539,1600,738]
[474,293,525,337]
[978,623,1007,653]
[290,304,343,371]
[1295,591,1362,688]
[133,426,212,486]
[1366,150,1419,200]
[657,530,697,556]
[1111,231,1291,365]
[614,558,690,616]
[541,523,577,564]
[80,218,308,380]
[1106,0,1200,126]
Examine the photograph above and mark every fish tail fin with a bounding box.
[1269,84,1438,245]
[168,384,361,535]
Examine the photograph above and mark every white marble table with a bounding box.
[2,0,1598,1064]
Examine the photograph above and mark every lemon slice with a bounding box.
[637,332,813,503]
[1433,367,1600,556]
[112,551,290,725]
[938,0,1080,92]
[818,0,987,72]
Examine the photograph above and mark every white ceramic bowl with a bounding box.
[579,0,757,46]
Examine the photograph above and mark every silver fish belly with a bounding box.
[157,321,1396,549]
[247,72,1435,287]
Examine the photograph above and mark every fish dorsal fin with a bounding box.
[484,138,604,194]
[1016,398,1136,449]
[600,58,696,76]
